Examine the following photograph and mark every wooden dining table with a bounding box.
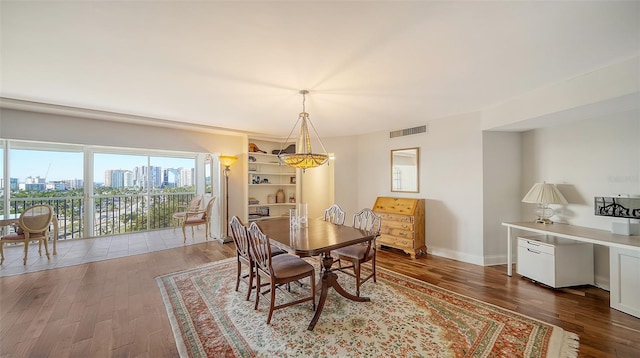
[256,217,377,331]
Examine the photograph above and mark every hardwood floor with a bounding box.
[1,242,639,357]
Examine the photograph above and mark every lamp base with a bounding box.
[217,235,234,244]
[535,217,554,224]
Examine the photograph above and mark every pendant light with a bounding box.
[277,90,329,172]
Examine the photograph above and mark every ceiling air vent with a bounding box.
[389,124,428,138]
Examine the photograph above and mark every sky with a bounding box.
[3,149,195,182]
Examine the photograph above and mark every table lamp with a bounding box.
[522,182,568,224]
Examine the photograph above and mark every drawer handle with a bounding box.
[399,232,407,237]
[526,240,541,246]
[402,224,408,229]
[526,248,542,254]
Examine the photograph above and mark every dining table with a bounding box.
[256,217,377,331]
[0,214,59,255]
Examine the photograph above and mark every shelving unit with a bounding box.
[247,140,298,222]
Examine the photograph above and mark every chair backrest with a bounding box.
[247,222,273,274]
[323,204,346,225]
[203,197,216,220]
[229,216,251,259]
[20,204,54,233]
[352,208,381,235]
[188,195,203,211]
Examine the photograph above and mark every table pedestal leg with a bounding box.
[307,253,370,331]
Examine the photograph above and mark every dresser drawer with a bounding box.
[378,234,414,250]
[381,220,414,231]
[377,212,414,223]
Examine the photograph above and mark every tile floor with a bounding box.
[0,227,217,277]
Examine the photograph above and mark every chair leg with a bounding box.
[372,253,377,283]
[354,261,361,297]
[254,275,261,310]
[267,281,276,324]
[235,260,241,292]
[43,239,50,260]
[246,265,254,301]
[182,226,188,243]
[310,273,316,310]
[0,242,4,264]
[23,241,29,265]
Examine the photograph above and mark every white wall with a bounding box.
[329,112,486,264]
[482,131,521,265]
[520,110,640,288]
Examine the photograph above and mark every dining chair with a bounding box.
[172,195,202,229]
[181,197,215,242]
[247,222,316,324]
[323,204,346,225]
[0,204,55,265]
[229,216,286,301]
[333,208,382,297]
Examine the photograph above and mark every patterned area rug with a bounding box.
[157,258,578,357]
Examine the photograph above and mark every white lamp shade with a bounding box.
[522,182,568,205]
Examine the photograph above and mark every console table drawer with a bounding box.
[517,235,594,288]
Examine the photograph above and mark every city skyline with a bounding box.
[3,150,195,183]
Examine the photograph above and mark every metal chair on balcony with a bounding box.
[172,195,203,229]
[0,204,55,265]
[182,197,216,243]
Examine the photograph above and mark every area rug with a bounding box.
[156,258,579,357]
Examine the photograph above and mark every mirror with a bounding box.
[391,148,419,192]
[204,155,212,194]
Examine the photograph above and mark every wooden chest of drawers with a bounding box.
[372,197,426,258]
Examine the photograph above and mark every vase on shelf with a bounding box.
[276,189,285,203]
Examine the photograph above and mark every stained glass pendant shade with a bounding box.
[277,90,329,172]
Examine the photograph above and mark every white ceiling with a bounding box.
[1,1,638,138]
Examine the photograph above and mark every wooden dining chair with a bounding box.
[323,204,346,225]
[333,208,382,297]
[172,195,202,229]
[0,204,55,265]
[182,197,215,242]
[247,222,316,324]
[229,216,286,301]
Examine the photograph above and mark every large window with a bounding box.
[1,140,200,239]
[9,142,84,239]
[92,151,196,235]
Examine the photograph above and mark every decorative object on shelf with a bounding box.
[289,195,296,203]
[272,144,296,155]
[277,90,329,172]
[268,194,276,204]
[248,155,256,162]
[521,182,568,224]
[276,188,285,203]
[249,143,267,153]
[290,176,296,184]
[594,195,640,235]
[248,197,259,205]
[219,155,239,243]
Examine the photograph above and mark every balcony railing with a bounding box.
[6,193,196,239]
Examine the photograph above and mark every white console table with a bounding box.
[503,221,640,318]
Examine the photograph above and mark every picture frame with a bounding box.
[290,176,296,184]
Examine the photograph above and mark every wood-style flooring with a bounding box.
[1,240,639,357]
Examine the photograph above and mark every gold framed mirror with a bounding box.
[391,147,419,193]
